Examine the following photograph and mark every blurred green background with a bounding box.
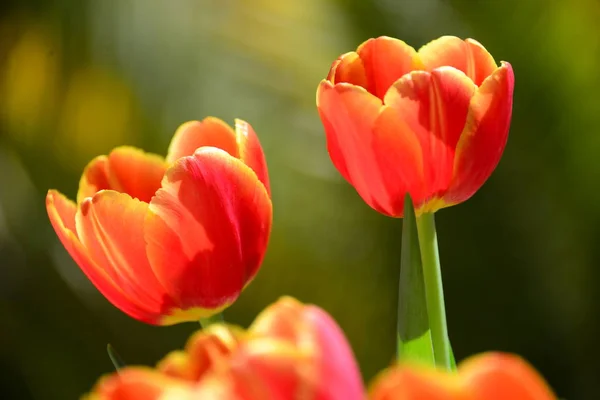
[0,0,598,398]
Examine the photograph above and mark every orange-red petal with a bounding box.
[77,156,111,204]
[145,148,272,310]
[106,146,167,203]
[77,147,167,205]
[370,352,555,400]
[86,368,193,400]
[357,36,422,100]
[327,52,369,88]
[418,36,497,87]
[384,68,477,208]
[249,297,365,400]
[46,190,153,322]
[76,191,174,323]
[233,119,271,196]
[317,80,424,217]
[166,118,240,164]
[158,325,241,381]
[444,62,514,204]
[461,353,556,400]
[370,367,460,400]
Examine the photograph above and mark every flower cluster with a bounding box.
[44,35,557,400]
[47,118,272,325]
[86,298,555,400]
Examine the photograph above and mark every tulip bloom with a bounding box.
[317,36,514,217]
[370,352,556,400]
[46,117,272,325]
[86,297,365,400]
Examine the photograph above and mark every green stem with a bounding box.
[415,212,451,370]
[199,312,224,329]
[106,344,126,372]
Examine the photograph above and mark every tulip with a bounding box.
[317,36,514,217]
[46,117,272,325]
[370,352,556,400]
[86,297,366,400]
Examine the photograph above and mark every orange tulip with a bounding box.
[86,297,366,400]
[370,352,556,400]
[317,36,514,217]
[46,117,272,325]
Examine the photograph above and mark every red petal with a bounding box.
[327,52,368,88]
[444,62,514,204]
[166,118,240,164]
[76,191,174,322]
[145,148,272,310]
[106,146,167,203]
[158,326,241,381]
[370,367,458,400]
[234,119,271,196]
[317,81,424,217]
[77,156,110,204]
[46,190,153,323]
[249,297,364,399]
[304,305,365,400]
[461,353,556,400]
[78,148,167,205]
[90,369,193,400]
[356,36,422,100]
[418,36,497,87]
[384,68,477,210]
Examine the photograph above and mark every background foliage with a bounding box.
[1,0,598,398]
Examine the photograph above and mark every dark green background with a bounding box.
[0,0,598,398]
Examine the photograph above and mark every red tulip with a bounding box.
[370,352,556,400]
[317,36,514,217]
[87,297,366,400]
[46,117,272,325]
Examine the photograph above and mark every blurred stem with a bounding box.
[106,344,126,372]
[199,312,224,328]
[415,212,451,370]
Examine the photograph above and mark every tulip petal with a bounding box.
[249,297,365,400]
[383,68,476,211]
[145,148,272,311]
[166,118,240,164]
[461,353,556,400]
[158,325,241,381]
[418,36,497,86]
[304,305,366,400]
[46,190,153,322]
[77,147,166,205]
[106,146,167,203]
[76,190,174,322]
[234,119,271,196]
[357,36,422,100]
[317,80,424,217]
[327,52,368,88]
[370,367,459,400]
[87,368,193,400]
[444,62,514,204]
[77,156,111,203]
[227,340,312,399]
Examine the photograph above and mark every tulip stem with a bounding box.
[199,312,224,329]
[415,212,451,370]
[106,344,126,372]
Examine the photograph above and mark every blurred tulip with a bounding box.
[370,352,556,400]
[46,117,272,325]
[86,297,365,400]
[317,36,514,217]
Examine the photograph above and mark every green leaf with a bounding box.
[449,340,457,370]
[397,194,435,366]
